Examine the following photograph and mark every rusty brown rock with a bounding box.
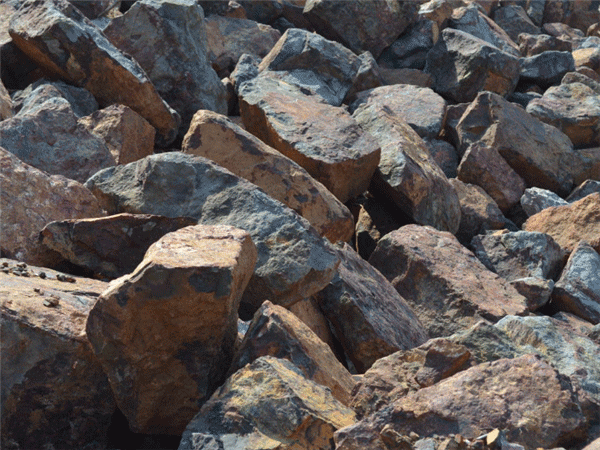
[0,79,12,120]
[182,109,354,243]
[574,46,600,75]
[0,148,105,266]
[518,32,572,57]
[369,224,529,338]
[287,297,337,350]
[86,224,257,434]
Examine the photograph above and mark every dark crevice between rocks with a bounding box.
[106,408,181,450]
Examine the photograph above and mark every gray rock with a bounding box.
[567,180,600,202]
[13,79,98,118]
[520,187,569,216]
[230,53,261,93]
[520,51,576,87]
[378,19,438,70]
[492,5,542,42]
[424,138,458,179]
[510,277,554,312]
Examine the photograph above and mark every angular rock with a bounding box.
[182,110,353,243]
[84,153,339,312]
[40,213,197,279]
[562,70,600,92]
[424,138,458,179]
[287,297,337,350]
[230,52,261,93]
[178,356,356,450]
[239,74,381,203]
[492,4,542,42]
[0,79,13,120]
[510,277,555,312]
[369,225,529,338]
[8,0,180,145]
[335,354,587,450]
[86,224,257,434]
[378,67,433,88]
[378,19,439,71]
[303,0,418,58]
[314,243,428,373]
[457,142,526,213]
[523,192,600,256]
[567,179,600,202]
[552,241,600,324]
[424,28,521,103]
[1,259,115,450]
[574,146,600,186]
[543,3,599,35]
[205,15,281,76]
[456,91,577,196]
[418,0,452,28]
[518,32,572,56]
[351,95,461,234]
[0,148,105,266]
[543,22,586,40]
[574,46,600,75]
[470,230,565,281]
[520,186,569,216]
[103,0,226,133]
[230,300,356,405]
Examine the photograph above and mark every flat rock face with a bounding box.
[424,28,520,103]
[520,187,569,217]
[457,91,577,197]
[103,0,226,132]
[552,241,600,324]
[523,193,600,256]
[520,50,576,87]
[40,213,197,279]
[178,356,356,450]
[1,259,115,450]
[0,148,105,266]
[335,354,587,450]
[368,225,529,338]
[86,225,257,434]
[84,153,339,312]
[315,243,428,373]
[239,74,381,203]
[352,96,461,234]
[8,0,180,145]
[182,109,354,243]
[230,300,356,406]
[492,5,541,42]
[303,0,418,59]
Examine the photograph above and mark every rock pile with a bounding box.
[2,0,600,449]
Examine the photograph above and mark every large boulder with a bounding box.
[86,225,257,434]
[1,259,115,450]
[519,51,576,88]
[8,0,180,145]
[368,225,529,338]
[84,153,340,313]
[181,109,354,243]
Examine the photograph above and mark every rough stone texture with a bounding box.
[0,148,105,266]
[287,297,336,350]
[303,0,418,59]
[418,0,452,28]
[1,259,115,450]
[520,187,569,216]
[424,28,521,103]
[239,74,381,203]
[230,300,356,406]
[103,0,226,133]
[470,230,565,282]
[523,192,600,256]
[574,147,600,186]
[526,81,600,148]
[378,19,439,71]
[562,70,600,92]
[84,153,339,312]
[518,32,572,57]
[567,180,600,202]
[552,241,600,324]
[424,138,458,179]
[510,277,555,312]
[335,354,588,450]
[457,142,526,213]
[205,15,281,75]
[178,356,356,450]
[79,104,155,165]
[574,46,600,75]
[448,179,506,245]
[492,4,542,42]
[181,109,354,244]
[543,2,600,35]
[8,0,180,146]
[368,225,529,338]
[40,213,197,279]
[520,51,576,88]
[351,96,461,234]
[314,243,428,373]
[0,79,13,120]
[86,225,257,434]
[456,91,577,197]
[350,84,446,140]
[378,67,433,88]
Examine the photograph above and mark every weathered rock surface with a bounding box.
[103,0,227,131]
[519,50,576,88]
[314,243,428,373]
[40,213,197,279]
[523,192,600,256]
[351,94,461,234]
[378,19,439,71]
[492,4,542,42]
[520,186,569,217]
[230,300,356,405]
[1,259,115,450]
[510,277,555,312]
[178,356,356,450]
[369,225,529,338]
[335,354,588,450]
[0,79,13,120]
[86,225,257,434]
[239,74,381,203]
[424,28,521,103]
[84,153,339,311]
[567,179,600,202]
[424,138,458,179]
[8,0,180,145]
[181,109,354,243]
[552,241,600,324]
[0,148,105,266]
[518,32,572,57]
